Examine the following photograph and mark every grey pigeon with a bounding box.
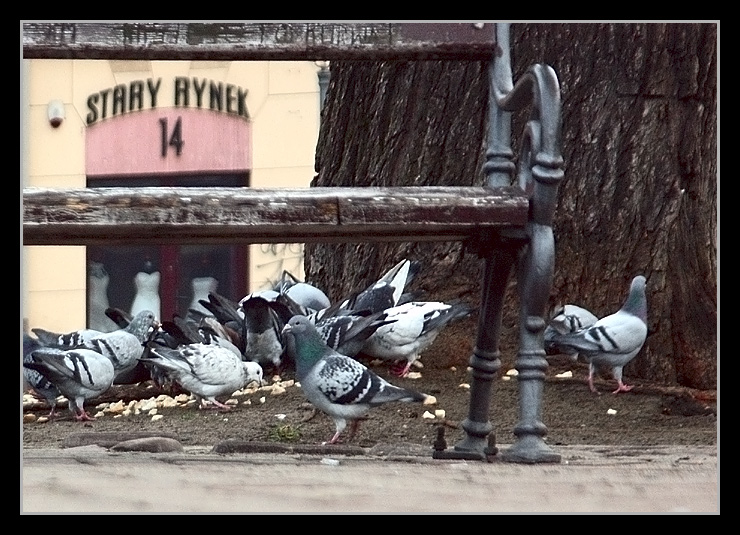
[362,301,473,377]
[546,275,648,394]
[23,347,115,421]
[23,333,61,416]
[544,304,599,360]
[140,342,263,410]
[273,271,331,314]
[282,315,428,445]
[31,310,159,384]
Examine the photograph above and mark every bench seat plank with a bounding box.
[22,23,496,61]
[23,186,528,246]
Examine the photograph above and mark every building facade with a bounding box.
[22,59,323,332]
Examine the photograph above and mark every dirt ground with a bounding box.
[21,317,717,452]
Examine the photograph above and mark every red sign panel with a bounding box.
[86,107,251,177]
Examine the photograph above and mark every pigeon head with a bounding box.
[126,310,160,342]
[281,315,331,379]
[243,361,265,387]
[622,275,647,323]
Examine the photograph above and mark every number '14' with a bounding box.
[159,117,184,157]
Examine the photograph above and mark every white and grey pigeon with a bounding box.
[275,292,395,358]
[31,310,159,384]
[140,342,264,410]
[23,347,115,421]
[339,258,420,315]
[544,304,599,360]
[546,275,648,394]
[361,301,473,377]
[23,333,61,417]
[282,315,429,445]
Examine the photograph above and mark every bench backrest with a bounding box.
[22,23,562,248]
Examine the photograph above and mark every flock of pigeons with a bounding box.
[22,260,648,445]
[23,259,475,444]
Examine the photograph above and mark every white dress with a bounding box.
[88,263,119,332]
[189,276,219,316]
[130,271,161,320]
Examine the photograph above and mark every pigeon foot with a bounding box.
[612,382,634,394]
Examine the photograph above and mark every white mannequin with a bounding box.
[189,276,218,316]
[88,262,119,332]
[131,269,161,320]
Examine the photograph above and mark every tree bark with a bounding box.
[306,23,717,389]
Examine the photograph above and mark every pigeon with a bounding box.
[275,291,395,357]
[282,315,428,445]
[163,315,242,358]
[273,271,331,314]
[188,305,244,352]
[140,342,264,410]
[31,310,159,384]
[314,309,396,358]
[361,301,473,377]
[339,259,420,315]
[238,294,286,371]
[23,333,61,416]
[544,304,599,360]
[545,275,648,394]
[23,347,115,421]
[198,292,245,329]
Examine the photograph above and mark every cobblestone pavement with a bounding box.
[22,443,718,513]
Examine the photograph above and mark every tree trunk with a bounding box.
[306,23,717,390]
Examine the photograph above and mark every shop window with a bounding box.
[86,173,249,329]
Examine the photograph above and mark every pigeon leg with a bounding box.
[588,363,600,394]
[323,420,348,445]
[346,420,361,442]
[200,398,233,411]
[390,360,413,377]
[74,410,95,422]
[612,380,634,394]
[611,368,633,394]
[71,400,95,421]
[324,431,342,445]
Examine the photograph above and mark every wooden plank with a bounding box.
[22,22,496,61]
[22,186,528,246]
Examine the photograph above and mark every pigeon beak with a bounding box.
[281,324,292,334]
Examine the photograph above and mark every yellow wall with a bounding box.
[23,59,321,332]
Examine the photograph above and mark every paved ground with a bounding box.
[22,443,718,513]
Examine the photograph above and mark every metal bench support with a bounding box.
[437,23,564,463]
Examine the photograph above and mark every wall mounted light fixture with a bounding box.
[47,100,65,128]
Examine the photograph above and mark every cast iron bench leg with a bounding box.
[452,245,517,459]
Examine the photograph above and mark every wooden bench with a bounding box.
[23,22,564,463]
